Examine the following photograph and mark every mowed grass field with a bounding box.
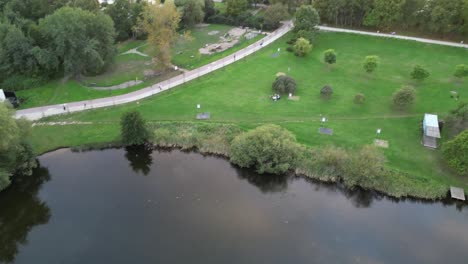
[33,32,468,190]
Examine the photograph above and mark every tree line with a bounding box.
[313,0,468,37]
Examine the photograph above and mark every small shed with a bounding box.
[0,89,5,102]
[422,114,440,148]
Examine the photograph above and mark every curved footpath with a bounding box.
[16,23,468,121]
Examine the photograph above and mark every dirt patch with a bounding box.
[208,30,220,35]
[288,96,300,101]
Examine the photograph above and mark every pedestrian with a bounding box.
[84,103,86,108]
[63,104,66,111]
[159,85,162,90]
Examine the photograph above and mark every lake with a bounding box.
[1,147,467,263]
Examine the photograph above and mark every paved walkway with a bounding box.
[16,23,467,121]
[16,21,293,120]
[318,26,468,48]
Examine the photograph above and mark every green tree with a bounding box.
[454,64,468,79]
[363,55,379,74]
[320,85,333,98]
[0,103,37,191]
[442,130,468,176]
[226,0,248,17]
[138,0,180,68]
[178,0,205,28]
[294,5,320,33]
[293,37,312,57]
[204,0,216,21]
[39,7,116,77]
[272,75,297,94]
[263,3,289,30]
[230,124,302,174]
[70,0,100,11]
[323,49,336,66]
[120,110,149,146]
[392,86,415,109]
[410,65,430,81]
[105,0,145,41]
[364,0,406,30]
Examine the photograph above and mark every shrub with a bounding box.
[293,37,312,57]
[316,146,349,177]
[392,86,415,109]
[442,130,468,176]
[363,55,379,73]
[272,75,297,94]
[120,111,149,145]
[286,46,294,52]
[411,65,430,81]
[320,85,333,98]
[295,29,316,43]
[229,124,301,174]
[344,145,386,187]
[323,49,337,65]
[454,64,468,79]
[354,93,365,104]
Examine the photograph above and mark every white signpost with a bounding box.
[197,104,200,109]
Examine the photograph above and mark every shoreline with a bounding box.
[38,143,467,205]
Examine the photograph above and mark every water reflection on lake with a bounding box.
[0,148,467,264]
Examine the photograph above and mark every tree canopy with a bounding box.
[138,0,180,68]
[294,5,320,33]
[272,75,297,94]
[0,103,37,191]
[38,7,116,77]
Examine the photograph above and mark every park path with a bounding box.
[16,21,293,120]
[16,22,467,121]
[318,26,468,48]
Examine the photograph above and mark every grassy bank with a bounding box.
[30,31,468,199]
[30,121,452,199]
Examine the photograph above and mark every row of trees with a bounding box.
[313,0,468,37]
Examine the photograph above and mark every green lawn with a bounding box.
[32,32,468,196]
[17,24,262,109]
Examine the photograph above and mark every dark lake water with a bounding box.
[1,147,468,264]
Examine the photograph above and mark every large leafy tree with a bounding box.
[105,0,145,41]
[138,0,180,68]
[0,103,37,191]
[226,0,248,17]
[263,3,289,30]
[176,0,205,28]
[294,5,320,32]
[38,7,116,77]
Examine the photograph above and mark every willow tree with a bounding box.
[139,0,180,69]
